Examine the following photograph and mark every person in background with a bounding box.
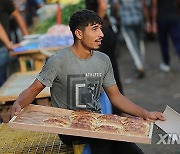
[114,0,149,79]
[150,0,180,72]
[85,0,124,115]
[11,9,165,154]
[10,0,27,43]
[0,23,14,51]
[25,0,44,26]
[0,23,20,86]
[0,0,29,86]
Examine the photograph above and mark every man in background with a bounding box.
[150,0,180,72]
[85,0,124,116]
[0,0,29,86]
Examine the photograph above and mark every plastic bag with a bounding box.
[38,24,73,48]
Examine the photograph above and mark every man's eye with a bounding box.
[92,28,97,31]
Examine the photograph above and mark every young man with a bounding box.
[11,9,165,154]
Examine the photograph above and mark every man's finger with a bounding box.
[14,111,20,116]
[10,107,15,118]
[158,113,166,121]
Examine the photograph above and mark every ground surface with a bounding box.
[3,35,180,154]
[115,39,180,154]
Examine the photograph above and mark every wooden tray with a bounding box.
[8,104,154,144]
[0,72,50,103]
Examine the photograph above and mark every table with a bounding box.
[0,71,50,104]
[10,46,64,72]
[10,49,47,72]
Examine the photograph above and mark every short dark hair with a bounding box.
[69,9,103,40]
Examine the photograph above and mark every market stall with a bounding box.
[11,0,84,72]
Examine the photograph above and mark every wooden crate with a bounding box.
[8,104,154,144]
[0,72,50,104]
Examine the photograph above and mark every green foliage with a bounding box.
[30,0,85,34]
[30,15,56,34]
[61,0,85,25]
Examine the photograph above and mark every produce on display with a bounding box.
[31,0,85,34]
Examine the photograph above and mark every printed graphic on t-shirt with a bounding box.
[67,73,102,111]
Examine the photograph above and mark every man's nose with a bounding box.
[99,29,104,37]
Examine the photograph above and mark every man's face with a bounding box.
[79,23,104,50]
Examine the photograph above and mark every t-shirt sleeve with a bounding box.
[4,0,15,15]
[37,56,59,87]
[102,56,116,88]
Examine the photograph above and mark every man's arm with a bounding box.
[0,23,20,50]
[11,9,29,35]
[151,0,158,33]
[11,79,45,117]
[0,23,13,50]
[142,0,151,33]
[176,0,180,15]
[113,0,120,22]
[97,0,108,19]
[105,85,165,121]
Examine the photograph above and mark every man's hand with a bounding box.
[145,22,151,33]
[8,43,21,52]
[151,22,157,33]
[147,111,166,121]
[11,103,22,118]
[10,79,45,119]
[12,43,21,50]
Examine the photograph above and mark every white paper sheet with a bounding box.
[155,105,180,141]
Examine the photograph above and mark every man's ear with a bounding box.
[75,29,83,40]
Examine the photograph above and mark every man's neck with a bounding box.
[71,44,92,59]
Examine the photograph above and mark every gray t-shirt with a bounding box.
[37,47,116,112]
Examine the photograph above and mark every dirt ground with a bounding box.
[115,38,180,154]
